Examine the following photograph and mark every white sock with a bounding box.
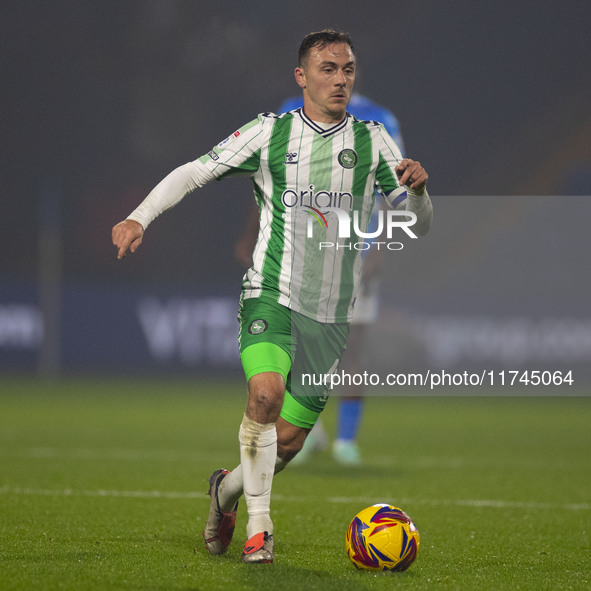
[218,454,289,514]
[238,415,277,539]
[218,466,243,513]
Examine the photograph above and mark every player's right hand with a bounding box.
[112,219,144,260]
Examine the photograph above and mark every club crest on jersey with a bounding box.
[337,148,358,169]
[248,319,268,335]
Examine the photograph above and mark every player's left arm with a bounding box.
[393,159,432,237]
[376,128,433,237]
[395,158,433,236]
[395,159,428,192]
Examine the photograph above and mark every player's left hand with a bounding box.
[395,159,428,191]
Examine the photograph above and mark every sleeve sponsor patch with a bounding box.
[217,129,241,149]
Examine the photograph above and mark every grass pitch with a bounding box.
[0,377,589,590]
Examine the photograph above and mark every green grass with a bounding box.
[0,377,589,590]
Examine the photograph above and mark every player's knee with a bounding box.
[246,378,285,422]
[252,386,282,410]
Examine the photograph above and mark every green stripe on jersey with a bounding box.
[217,151,261,180]
[260,114,293,297]
[376,152,399,195]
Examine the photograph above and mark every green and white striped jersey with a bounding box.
[199,108,406,323]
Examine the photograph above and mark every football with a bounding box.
[345,504,420,571]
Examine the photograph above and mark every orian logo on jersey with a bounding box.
[280,184,418,245]
[281,185,353,210]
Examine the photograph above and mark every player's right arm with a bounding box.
[110,159,213,259]
[111,115,267,260]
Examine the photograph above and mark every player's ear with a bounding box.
[294,67,306,89]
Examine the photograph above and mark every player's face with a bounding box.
[295,42,356,123]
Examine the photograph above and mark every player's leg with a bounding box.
[215,361,331,563]
[333,276,380,465]
[205,303,349,562]
[275,415,310,459]
[240,371,283,542]
[333,323,367,465]
[334,397,363,464]
[204,299,292,560]
[288,418,329,465]
[204,366,288,561]
[218,388,314,511]
[217,415,306,513]
[240,410,312,564]
[210,411,308,564]
[285,313,350,463]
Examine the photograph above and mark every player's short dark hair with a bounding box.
[298,29,355,66]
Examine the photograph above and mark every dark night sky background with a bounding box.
[2,1,590,291]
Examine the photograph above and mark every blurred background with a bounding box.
[1,0,590,384]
